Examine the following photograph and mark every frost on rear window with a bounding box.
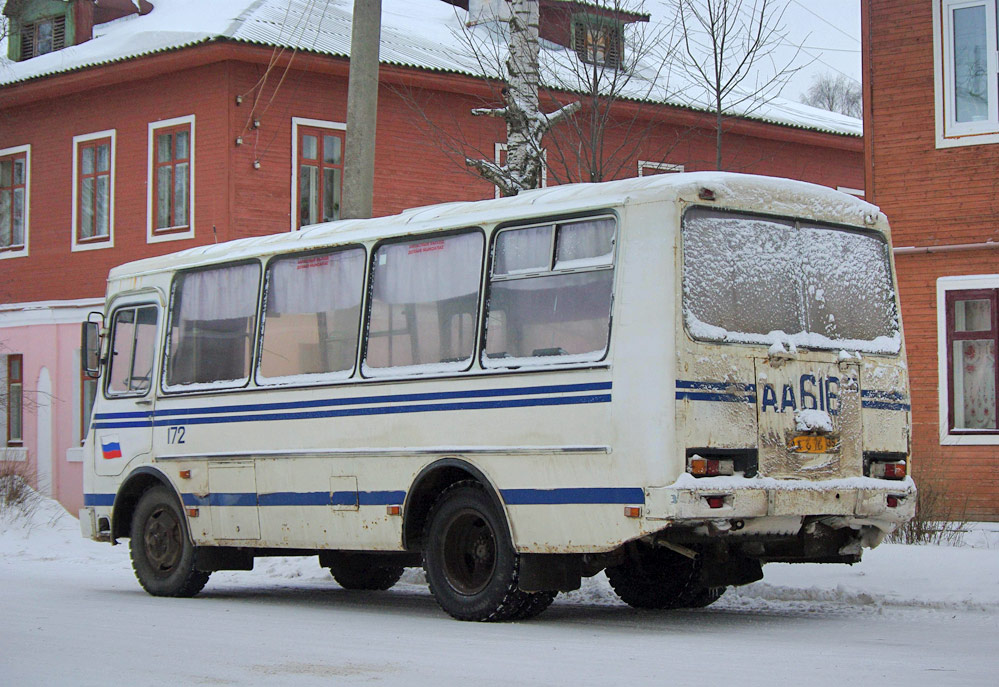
[682,208,900,354]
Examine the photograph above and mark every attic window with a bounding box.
[20,16,67,60]
[572,14,623,68]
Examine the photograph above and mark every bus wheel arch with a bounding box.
[402,458,508,552]
[111,466,178,541]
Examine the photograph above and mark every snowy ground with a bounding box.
[2,496,997,686]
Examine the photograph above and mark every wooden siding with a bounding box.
[868,0,999,520]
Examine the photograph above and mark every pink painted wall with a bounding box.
[1,320,85,514]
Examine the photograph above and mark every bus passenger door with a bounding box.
[95,304,160,477]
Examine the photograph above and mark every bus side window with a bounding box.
[364,230,483,374]
[258,247,365,383]
[107,305,159,396]
[483,217,615,366]
[165,262,261,389]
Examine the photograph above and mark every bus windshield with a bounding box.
[682,207,901,354]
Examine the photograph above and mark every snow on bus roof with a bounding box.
[0,0,862,138]
[107,172,883,281]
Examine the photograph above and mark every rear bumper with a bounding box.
[645,475,916,532]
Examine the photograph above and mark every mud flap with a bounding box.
[699,557,763,588]
[518,553,582,593]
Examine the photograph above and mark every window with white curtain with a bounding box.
[164,262,261,390]
[364,231,484,375]
[483,217,616,367]
[258,247,365,383]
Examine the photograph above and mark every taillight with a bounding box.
[689,456,735,477]
[871,460,907,480]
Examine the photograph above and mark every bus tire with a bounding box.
[681,585,726,608]
[423,481,546,621]
[326,553,405,591]
[605,544,700,610]
[130,486,210,597]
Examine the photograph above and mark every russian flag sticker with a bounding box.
[100,436,123,460]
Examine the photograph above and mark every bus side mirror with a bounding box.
[82,316,103,379]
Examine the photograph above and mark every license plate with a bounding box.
[788,435,835,453]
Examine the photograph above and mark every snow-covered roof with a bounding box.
[108,171,880,281]
[0,0,861,137]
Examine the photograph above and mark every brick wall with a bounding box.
[868,0,999,520]
[0,49,862,303]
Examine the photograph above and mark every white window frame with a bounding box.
[0,143,30,260]
[494,143,547,199]
[290,117,347,232]
[638,160,684,177]
[147,115,195,243]
[71,129,116,252]
[934,0,999,147]
[937,274,999,444]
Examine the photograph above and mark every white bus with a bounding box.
[80,172,915,621]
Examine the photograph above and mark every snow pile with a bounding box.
[795,409,834,433]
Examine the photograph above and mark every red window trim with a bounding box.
[945,288,999,434]
[0,150,27,251]
[76,136,112,244]
[7,354,23,446]
[296,125,345,229]
[151,123,192,235]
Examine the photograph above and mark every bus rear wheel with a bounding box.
[606,543,723,610]
[130,486,210,597]
[325,553,405,590]
[423,481,553,621]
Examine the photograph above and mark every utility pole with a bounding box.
[341,0,382,219]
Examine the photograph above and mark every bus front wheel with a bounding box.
[130,486,210,597]
[422,481,554,621]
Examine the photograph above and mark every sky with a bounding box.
[777,0,862,98]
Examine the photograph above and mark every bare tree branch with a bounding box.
[800,72,862,119]
[675,0,808,170]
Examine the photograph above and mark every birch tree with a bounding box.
[465,0,580,196]
[676,0,804,170]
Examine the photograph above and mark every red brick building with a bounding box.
[1,0,864,512]
[864,0,999,520]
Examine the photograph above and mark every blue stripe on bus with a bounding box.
[83,493,116,507]
[675,390,757,403]
[92,393,612,430]
[149,382,612,418]
[256,491,407,507]
[861,400,911,412]
[181,491,408,507]
[501,487,645,505]
[87,488,643,509]
[91,382,612,430]
[675,380,756,404]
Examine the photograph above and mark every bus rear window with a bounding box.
[681,207,900,354]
